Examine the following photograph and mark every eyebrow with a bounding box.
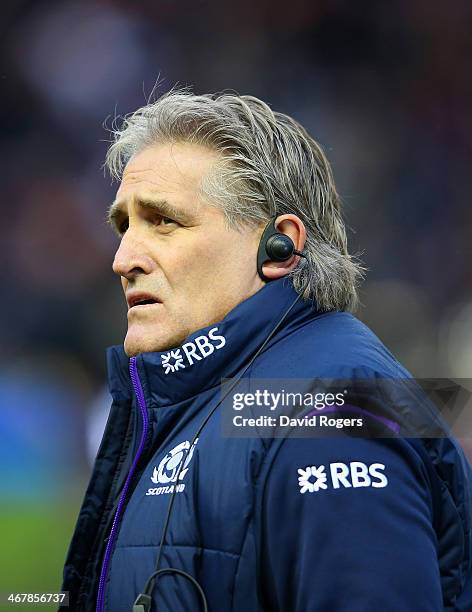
[107,196,195,232]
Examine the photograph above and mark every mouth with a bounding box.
[126,292,161,310]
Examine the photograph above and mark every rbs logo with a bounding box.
[298,462,388,494]
[161,327,226,374]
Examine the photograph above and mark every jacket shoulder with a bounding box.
[254,310,411,379]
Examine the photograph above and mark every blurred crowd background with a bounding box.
[1,0,471,602]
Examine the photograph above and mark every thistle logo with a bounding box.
[160,326,226,375]
[298,462,388,494]
[146,439,198,496]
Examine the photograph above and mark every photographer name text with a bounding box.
[232,414,363,429]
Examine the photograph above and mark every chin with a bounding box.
[124,326,186,357]
[124,337,165,357]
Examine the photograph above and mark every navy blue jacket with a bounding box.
[62,279,472,611]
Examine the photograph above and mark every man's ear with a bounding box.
[262,214,307,281]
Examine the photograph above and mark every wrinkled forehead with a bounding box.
[108,142,227,228]
[118,142,222,197]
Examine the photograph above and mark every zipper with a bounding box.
[96,356,150,612]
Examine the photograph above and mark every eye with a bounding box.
[155,216,178,227]
[119,219,129,235]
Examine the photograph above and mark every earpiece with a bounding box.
[257,217,305,282]
[133,224,311,611]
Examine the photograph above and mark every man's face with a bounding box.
[110,141,264,356]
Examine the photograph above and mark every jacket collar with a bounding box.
[106,278,322,407]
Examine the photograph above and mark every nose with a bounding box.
[112,227,155,281]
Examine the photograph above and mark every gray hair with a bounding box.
[106,89,364,311]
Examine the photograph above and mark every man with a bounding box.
[62,90,472,611]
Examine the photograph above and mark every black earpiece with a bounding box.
[133,225,311,611]
[257,217,305,282]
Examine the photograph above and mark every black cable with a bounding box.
[134,569,208,612]
[133,275,311,612]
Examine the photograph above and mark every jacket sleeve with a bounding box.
[258,436,443,611]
